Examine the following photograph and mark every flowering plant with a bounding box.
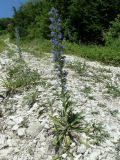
[49,7,67,97]
[15,27,22,58]
[49,8,86,154]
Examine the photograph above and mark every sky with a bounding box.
[0,0,27,18]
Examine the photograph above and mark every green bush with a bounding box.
[0,39,5,53]
[9,0,120,43]
[104,14,120,45]
[4,59,40,91]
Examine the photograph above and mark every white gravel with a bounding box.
[0,39,120,160]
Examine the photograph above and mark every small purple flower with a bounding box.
[52,53,57,62]
[58,32,62,39]
[49,17,55,22]
[60,45,64,49]
[51,31,55,36]
[49,24,55,29]
[49,7,67,94]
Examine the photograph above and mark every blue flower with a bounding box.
[49,17,55,22]
[51,31,55,36]
[49,7,67,94]
[58,32,62,39]
[49,24,55,29]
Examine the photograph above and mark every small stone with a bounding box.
[0,134,7,149]
[26,121,42,137]
[12,125,19,131]
[61,153,67,159]
[17,128,26,137]
[71,142,76,147]
[80,133,87,144]
[9,116,24,125]
[77,144,87,154]
[87,150,101,160]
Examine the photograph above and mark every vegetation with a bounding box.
[0,0,120,65]
[0,38,5,53]
[0,18,12,35]
[0,2,118,158]
[4,59,40,92]
[8,0,120,44]
[21,39,120,66]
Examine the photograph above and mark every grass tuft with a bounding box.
[0,39,5,53]
[4,59,40,92]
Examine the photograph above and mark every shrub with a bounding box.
[104,14,120,45]
[4,59,40,92]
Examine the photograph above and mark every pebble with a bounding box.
[77,144,87,154]
[17,128,26,137]
[26,121,42,137]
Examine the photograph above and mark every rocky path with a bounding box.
[0,39,120,160]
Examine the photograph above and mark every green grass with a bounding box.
[21,38,51,58]
[63,41,120,66]
[0,39,5,53]
[4,59,40,92]
[66,61,87,76]
[106,83,120,98]
[21,38,120,66]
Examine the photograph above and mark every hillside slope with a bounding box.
[0,39,120,160]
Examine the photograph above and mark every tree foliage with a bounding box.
[2,0,120,43]
[0,18,13,35]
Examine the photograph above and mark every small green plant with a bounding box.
[98,103,107,108]
[50,105,87,152]
[0,108,3,118]
[89,122,109,145]
[4,59,40,92]
[15,27,22,58]
[67,61,87,76]
[115,139,120,160]
[81,86,91,97]
[109,109,119,117]
[0,39,5,53]
[106,83,120,98]
[7,48,14,58]
[22,89,38,108]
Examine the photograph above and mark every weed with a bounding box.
[109,109,119,117]
[98,67,111,73]
[0,39,5,53]
[15,27,22,58]
[81,86,91,97]
[67,61,87,76]
[0,108,3,117]
[98,103,107,108]
[4,59,40,92]
[106,83,120,98]
[88,122,109,145]
[91,111,100,115]
[92,73,104,83]
[115,139,120,160]
[22,89,38,108]
[50,108,87,152]
[6,48,14,58]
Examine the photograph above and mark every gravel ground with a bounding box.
[0,39,120,160]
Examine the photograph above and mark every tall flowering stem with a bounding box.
[49,8,87,155]
[15,27,22,59]
[49,7,68,108]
